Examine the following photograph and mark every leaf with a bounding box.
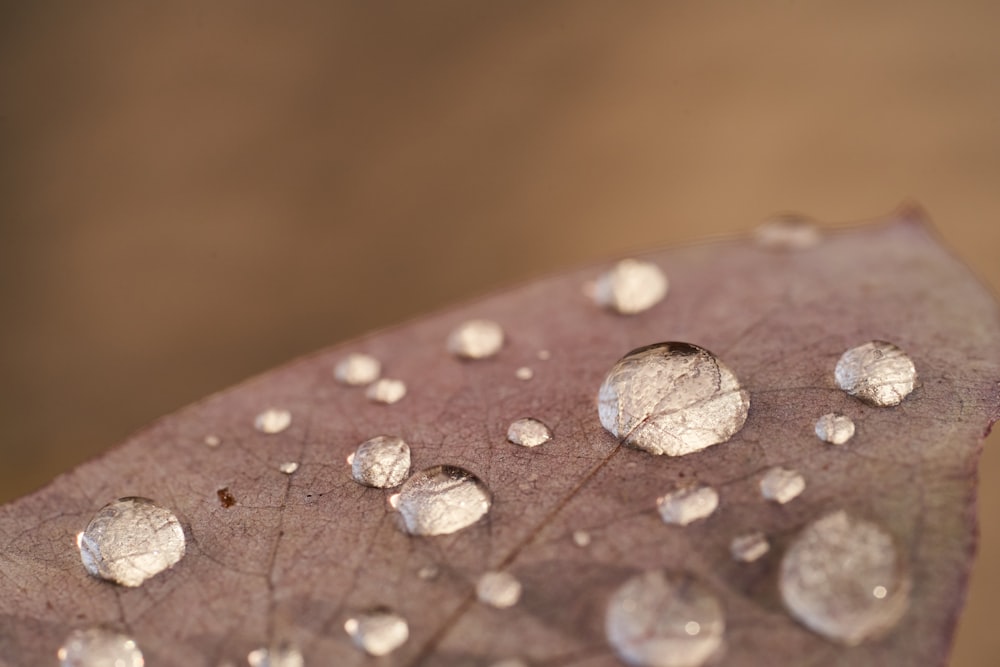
[1,210,998,667]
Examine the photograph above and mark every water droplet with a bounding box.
[515,366,534,381]
[780,511,910,645]
[506,418,553,448]
[418,564,440,580]
[58,628,144,667]
[537,349,551,361]
[754,214,821,250]
[78,497,186,588]
[814,413,856,445]
[730,532,770,562]
[279,461,299,474]
[476,571,523,608]
[254,408,292,434]
[447,319,505,359]
[388,493,401,509]
[590,259,669,315]
[351,435,411,488]
[598,342,750,456]
[605,570,725,667]
[247,645,304,667]
[572,530,592,547]
[204,435,221,447]
[396,465,491,536]
[217,488,236,508]
[366,378,407,404]
[759,467,806,504]
[656,485,719,526]
[334,352,382,386]
[835,340,916,407]
[345,609,409,656]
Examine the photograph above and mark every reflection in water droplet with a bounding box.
[814,413,856,445]
[573,530,592,547]
[591,259,669,315]
[279,461,299,474]
[447,319,505,359]
[730,532,770,562]
[351,435,411,488]
[605,570,725,667]
[396,466,491,536]
[506,418,553,448]
[366,378,407,404]
[780,511,909,645]
[754,214,821,250]
[598,343,750,456]
[78,497,186,587]
[515,366,534,381]
[476,571,523,608]
[334,353,382,386]
[345,609,409,656]
[58,628,144,667]
[835,340,916,407]
[204,435,221,447]
[254,408,292,434]
[656,485,719,526]
[759,467,806,504]
[247,645,304,667]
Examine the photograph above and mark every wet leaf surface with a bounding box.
[1,211,998,666]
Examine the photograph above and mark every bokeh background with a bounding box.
[1,2,998,664]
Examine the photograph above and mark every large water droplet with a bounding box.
[351,435,411,488]
[753,214,821,250]
[58,628,144,667]
[506,418,553,448]
[814,413,855,445]
[780,511,910,645]
[247,645,304,667]
[396,466,491,536]
[476,571,522,608]
[835,340,916,406]
[447,319,505,359]
[366,378,407,404]
[730,532,770,563]
[656,485,719,526]
[345,609,409,656]
[605,570,725,667]
[334,352,382,386]
[254,408,292,434]
[591,259,668,315]
[78,497,186,587]
[598,343,750,456]
[759,467,806,504]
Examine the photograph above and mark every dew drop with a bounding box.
[591,259,668,315]
[506,418,553,448]
[204,435,221,447]
[605,570,725,667]
[58,628,143,667]
[753,214,821,250]
[573,530,592,547]
[344,609,409,656]
[247,644,304,667]
[78,497,186,587]
[279,461,299,475]
[835,340,917,406]
[366,378,407,404]
[656,485,719,526]
[254,408,292,434]
[759,467,805,504]
[351,435,411,488]
[447,319,505,360]
[476,571,523,608]
[515,366,534,381]
[334,352,382,386]
[396,465,491,536]
[780,511,910,645]
[814,413,856,445]
[598,343,750,456]
[730,532,770,563]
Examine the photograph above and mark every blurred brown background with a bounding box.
[1,1,998,663]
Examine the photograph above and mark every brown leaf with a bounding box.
[1,210,998,666]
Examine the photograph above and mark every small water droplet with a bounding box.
[217,488,236,508]
[395,466,491,536]
[515,366,534,381]
[656,485,719,526]
[506,418,553,448]
[590,259,668,315]
[537,349,551,361]
[605,570,725,667]
[814,413,856,445]
[58,628,144,667]
[759,467,806,504]
[351,435,411,488]
[730,532,770,562]
[254,408,292,434]
[754,214,821,250]
[334,352,382,386]
[476,571,523,608]
[247,644,304,667]
[279,461,299,474]
[835,340,916,406]
[345,609,409,656]
[780,511,910,645]
[418,564,440,580]
[366,378,407,404]
[572,530,592,547]
[78,497,186,588]
[447,319,505,359]
[598,342,750,456]
[204,435,221,447]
